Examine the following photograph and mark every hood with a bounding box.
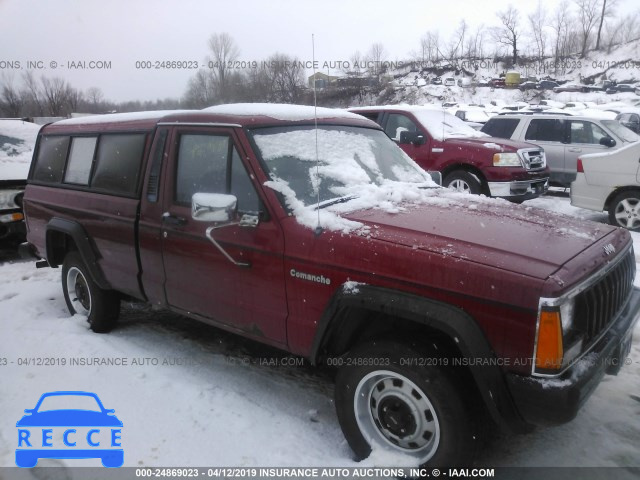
[344,198,616,280]
[442,135,539,152]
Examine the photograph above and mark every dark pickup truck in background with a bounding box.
[21,104,640,467]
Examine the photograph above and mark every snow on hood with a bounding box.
[0,120,40,180]
[343,194,614,279]
[204,103,363,121]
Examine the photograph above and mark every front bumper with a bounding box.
[487,177,549,200]
[506,286,640,426]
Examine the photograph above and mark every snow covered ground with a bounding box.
[0,191,638,471]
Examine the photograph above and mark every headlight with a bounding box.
[493,152,522,167]
[0,190,23,210]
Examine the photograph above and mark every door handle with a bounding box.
[567,148,582,153]
[162,213,187,226]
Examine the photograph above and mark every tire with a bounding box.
[444,171,483,195]
[61,251,120,333]
[608,191,640,231]
[335,340,481,468]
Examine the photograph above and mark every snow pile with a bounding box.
[204,103,363,121]
[0,120,40,180]
[55,110,189,125]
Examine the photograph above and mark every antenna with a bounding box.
[312,33,322,236]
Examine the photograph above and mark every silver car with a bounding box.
[481,114,639,186]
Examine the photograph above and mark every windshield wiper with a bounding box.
[316,195,358,209]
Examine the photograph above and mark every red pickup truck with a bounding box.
[21,104,639,467]
[349,106,549,201]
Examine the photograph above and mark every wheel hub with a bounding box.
[354,370,440,462]
[75,281,90,310]
[378,396,417,438]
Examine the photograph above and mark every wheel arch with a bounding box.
[441,164,489,195]
[311,284,529,433]
[45,217,111,290]
[604,186,640,211]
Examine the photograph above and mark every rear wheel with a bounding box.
[444,171,483,195]
[335,340,481,467]
[608,191,640,231]
[62,251,120,332]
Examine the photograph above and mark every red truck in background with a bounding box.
[350,106,549,201]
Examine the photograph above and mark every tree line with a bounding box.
[1,0,639,118]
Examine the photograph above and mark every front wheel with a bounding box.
[335,341,481,468]
[61,251,120,332]
[444,171,483,195]
[608,191,640,231]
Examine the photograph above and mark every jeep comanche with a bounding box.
[22,104,640,467]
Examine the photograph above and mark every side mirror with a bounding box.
[399,130,426,145]
[192,193,238,222]
[600,137,616,148]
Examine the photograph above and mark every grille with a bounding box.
[521,149,546,170]
[574,249,635,344]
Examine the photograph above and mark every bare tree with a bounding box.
[551,1,573,61]
[22,70,44,115]
[575,0,600,57]
[493,6,521,66]
[41,76,71,116]
[528,0,548,59]
[595,0,618,50]
[66,86,83,113]
[0,73,25,117]
[366,43,386,77]
[207,32,240,103]
[446,20,467,64]
[265,53,305,103]
[86,87,104,112]
[184,69,217,108]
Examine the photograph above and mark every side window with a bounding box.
[525,119,565,142]
[357,112,381,124]
[175,134,260,212]
[588,122,609,144]
[481,118,519,138]
[385,114,420,141]
[176,134,228,204]
[32,136,70,183]
[64,137,97,185]
[568,121,609,144]
[92,134,146,194]
[230,148,260,213]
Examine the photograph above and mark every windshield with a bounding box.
[602,120,640,143]
[251,125,432,208]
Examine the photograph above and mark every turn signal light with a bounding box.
[535,310,563,371]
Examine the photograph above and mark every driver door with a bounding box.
[160,127,288,345]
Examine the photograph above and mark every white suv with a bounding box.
[481,114,639,186]
[571,141,640,230]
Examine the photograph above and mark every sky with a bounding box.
[0,0,637,103]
